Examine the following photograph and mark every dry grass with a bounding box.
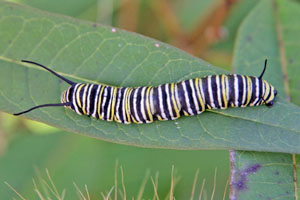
[5,166,227,200]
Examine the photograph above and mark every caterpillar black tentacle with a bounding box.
[14,59,277,124]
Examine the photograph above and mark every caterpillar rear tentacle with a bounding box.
[14,60,277,124]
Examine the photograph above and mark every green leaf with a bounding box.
[0,131,229,199]
[0,1,300,153]
[230,151,295,200]
[17,0,98,17]
[230,0,300,199]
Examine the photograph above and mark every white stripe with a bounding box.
[216,75,223,108]
[72,84,82,115]
[256,78,260,104]
[133,87,142,122]
[207,76,216,108]
[92,85,101,118]
[115,88,122,121]
[101,87,108,119]
[234,75,239,107]
[140,87,148,122]
[182,81,194,114]
[158,85,167,119]
[189,79,200,113]
[149,88,155,115]
[122,88,129,123]
[241,76,247,107]
[86,84,93,115]
[251,78,260,106]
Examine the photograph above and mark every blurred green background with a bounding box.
[0,0,260,199]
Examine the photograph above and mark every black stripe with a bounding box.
[211,76,220,109]
[152,86,159,116]
[95,85,103,119]
[161,84,171,120]
[178,81,190,115]
[136,87,147,123]
[185,80,197,114]
[103,86,113,120]
[201,77,211,109]
[68,86,75,110]
[88,85,97,116]
[237,75,244,106]
[76,84,84,114]
[219,76,225,108]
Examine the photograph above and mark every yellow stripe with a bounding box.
[76,84,85,108]
[125,88,132,123]
[268,87,275,102]
[157,115,163,121]
[195,78,205,111]
[183,111,190,116]
[264,81,270,101]
[110,87,118,121]
[145,87,154,122]
[82,85,89,115]
[245,76,252,105]
[97,85,105,120]
[222,75,228,108]
[131,116,138,124]
[114,116,121,123]
[65,88,69,102]
[62,91,66,103]
[171,83,180,117]
[207,104,212,109]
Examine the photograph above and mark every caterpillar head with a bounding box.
[262,81,277,107]
[61,86,73,109]
[259,59,277,107]
[13,60,75,116]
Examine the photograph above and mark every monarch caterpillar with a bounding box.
[14,59,277,124]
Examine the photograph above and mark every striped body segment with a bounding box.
[61,74,277,124]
